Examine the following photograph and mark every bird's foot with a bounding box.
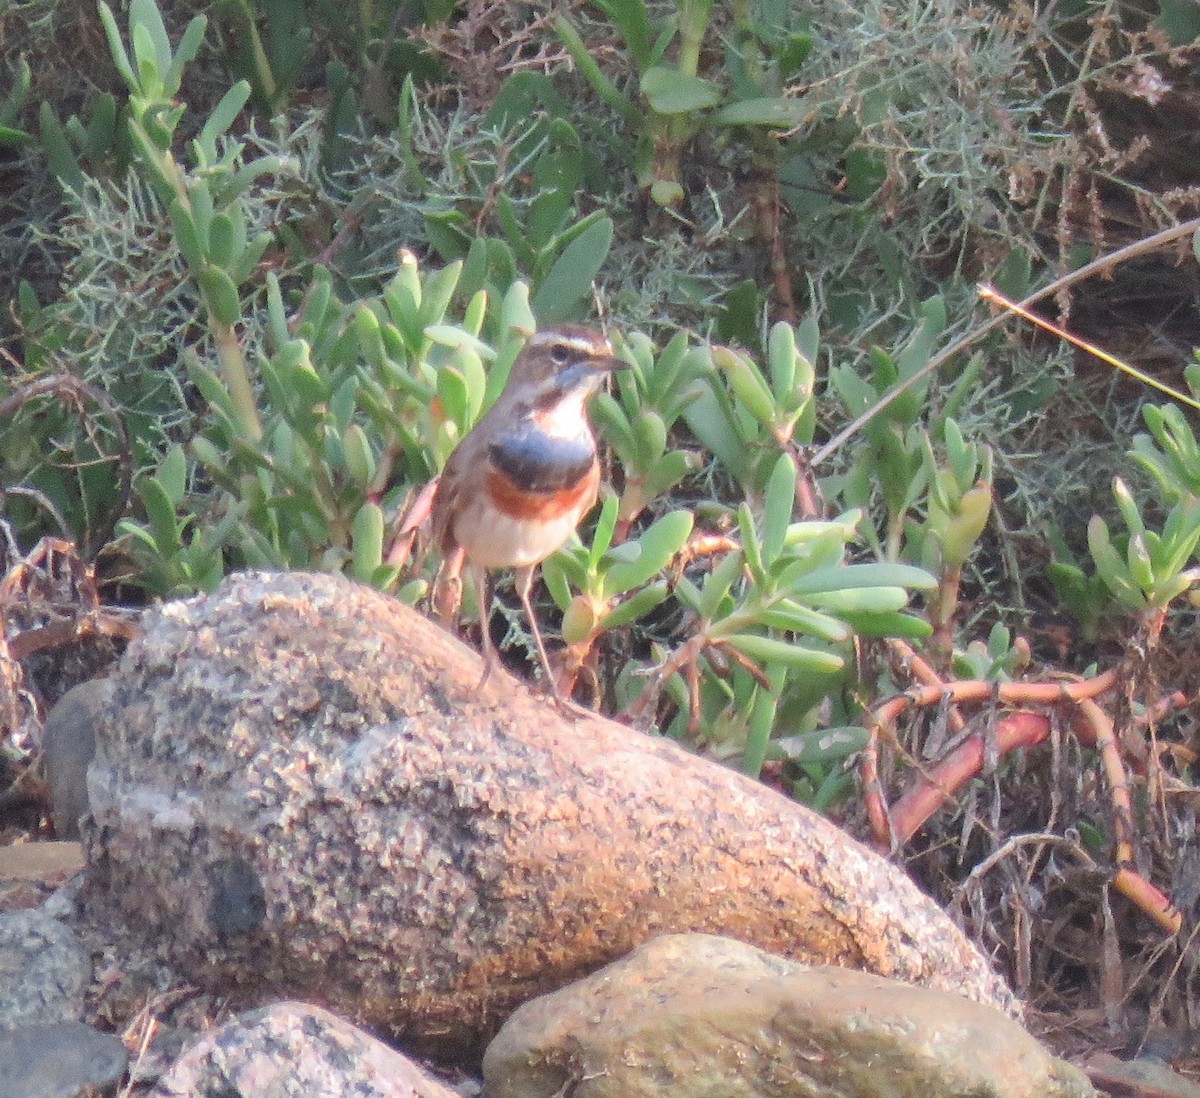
[541,680,590,721]
[475,650,503,691]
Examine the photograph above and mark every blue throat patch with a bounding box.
[489,422,596,493]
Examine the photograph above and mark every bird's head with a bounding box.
[506,325,626,410]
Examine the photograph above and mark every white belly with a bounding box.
[451,494,590,569]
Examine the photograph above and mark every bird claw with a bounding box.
[546,685,589,721]
[472,652,588,720]
[475,656,497,691]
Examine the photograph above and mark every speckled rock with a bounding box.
[150,1002,462,1098]
[0,909,89,1029]
[0,1020,127,1098]
[483,934,1094,1098]
[83,571,1015,1057]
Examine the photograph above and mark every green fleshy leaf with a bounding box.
[140,476,183,554]
[588,495,620,572]
[710,95,812,128]
[788,562,937,595]
[804,587,909,614]
[776,726,870,766]
[761,453,796,566]
[698,549,745,621]
[350,502,384,583]
[758,601,851,644]
[724,633,844,673]
[836,610,933,640]
[531,216,613,324]
[599,581,670,630]
[198,263,241,326]
[641,66,721,114]
[603,510,693,595]
[197,81,250,154]
[157,444,188,505]
[0,124,31,146]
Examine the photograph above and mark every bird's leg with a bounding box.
[472,565,500,689]
[515,564,581,715]
[433,545,466,629]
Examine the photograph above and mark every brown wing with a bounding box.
[429,424,490,555]
[429,463,461,555]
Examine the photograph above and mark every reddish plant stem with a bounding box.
[868,671,1183,935]
[874,667,1119,729]
[624,634,707,726]
[1073,698,1135,866]
[1112,867,1182,935]
[1069,699,1181,932]
[860,717,893,850]
[927,565,963,669]
[386,478,439,571]
[886,638,965,734]
[885,710,1050,847]
[715,642,772,690]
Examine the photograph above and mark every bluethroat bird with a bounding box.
[430,324,624,701]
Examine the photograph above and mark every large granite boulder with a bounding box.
[83,571,1014,1057]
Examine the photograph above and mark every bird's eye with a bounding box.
[549,343,571,365]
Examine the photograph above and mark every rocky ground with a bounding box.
[0,570,1198,1097]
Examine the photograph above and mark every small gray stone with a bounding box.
[1083,1052,1200,1098]
[0,910,89,1029]
[483,933,1095,1098]
[150,1001,462,1097]
[0,1020,128,1098]
[42,680,110,840]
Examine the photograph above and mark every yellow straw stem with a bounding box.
[978,284,1200,414]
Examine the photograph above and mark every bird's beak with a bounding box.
[557,355,629,392]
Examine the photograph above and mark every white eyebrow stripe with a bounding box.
[528,330,611,355]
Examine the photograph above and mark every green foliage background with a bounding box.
[1,0,1199,793]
